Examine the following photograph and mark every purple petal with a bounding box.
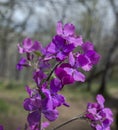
[102,108,113,122]
[64,43,75,53]
[31,41,42,51]
[60,63,72,68]
[47,42,56,53]
[50,78,62,93]
[43,109,59,121]
[27,111,41,126]
[33,70,47,86]
[16,57,28,70]
[52,93,69,108]
[96,124,103,130]
[62,75,74,85]
[82,63,92,71]
[86,50,101,65]
[64,67,74,75]
[42,122,50,129]
[73,70,85,82]
[86,113,95,120]
[55,67,68,80]
[56,21,63,35]
[77,54,89,66]
[102,119,111,128]
[31,95,42,108]
[88,108,97,115]
[63,23,75,36]
[82,41,94,52]
[56,51,66,61]
[17,44,24,54]
[22,38,33,49]
[69,52,75,66]
[76,54,93,71]
[96,94,105,108]
[23,98,37,111]
[68,35,83,47]
[53,35,65,49]
[42,89,53,110]
[25,85,33,97]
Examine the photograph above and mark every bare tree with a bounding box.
[98,0,118,95]
[0,0,34,80]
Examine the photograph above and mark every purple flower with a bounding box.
[27,110,41,127]
[47,35,74,61]
[85,94,113,130]
[56,21,75,36]
[55,63,85,85]
[56,21,83,47]
[86,50,101,65]
[75,42,101,71]
[51,93,69,108]
[24,87,60,128]
[24,83,69,129]
[25,85,37,97]
[50,78,62,93]
[55,66,74,85]
[33,69,47,87]
[41,88,59,121]
[16,57,29,70]
[42,109,59,121]
[82,41,94,52]
[17,21,101,130]
[18,38,42,54]
[76,54,93,71]
[50,79,69,108]
[23,88,42,128]
[82,42,101,65]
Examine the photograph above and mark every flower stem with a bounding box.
[46,61,61,81]
[38,112,42,130]
[24,123,28,130]
[52,115,86,130]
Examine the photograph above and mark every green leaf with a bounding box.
[34,51,41,56]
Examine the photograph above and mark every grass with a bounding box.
[0,99,9,113]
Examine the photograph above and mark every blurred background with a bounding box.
[0,0,118,130]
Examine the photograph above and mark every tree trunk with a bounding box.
[98,41,117,95]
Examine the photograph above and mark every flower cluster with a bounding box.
[17,21,100,130]
[85,94,113,130]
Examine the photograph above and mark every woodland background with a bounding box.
[0,0,118,130]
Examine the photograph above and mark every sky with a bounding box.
[0,0,116,34]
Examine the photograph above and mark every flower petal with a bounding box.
[63,23,75,36]
[43,109,59,121]
[73,70,85,82]
[50,78,62,93]
[27,111,41,126]
[56,21,63,35]
[96,94,105,108]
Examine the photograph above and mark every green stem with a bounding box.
[46,61,61,81]
[52,115,86,130]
